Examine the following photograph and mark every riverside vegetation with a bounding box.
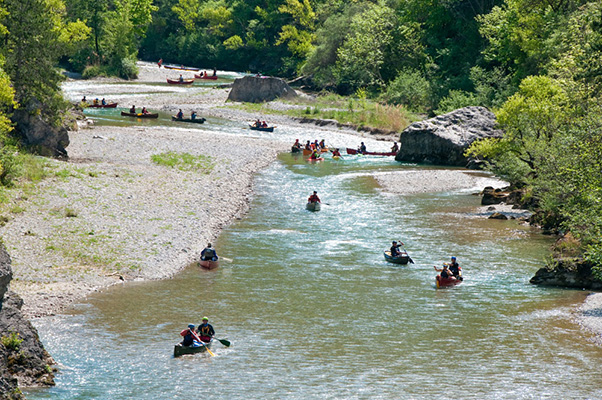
[0,0,601,309]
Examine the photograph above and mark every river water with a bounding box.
[25,80,602,399]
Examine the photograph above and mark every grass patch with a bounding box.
[150,152,214,173]
[224,93,419,132]
[1,332,23,350]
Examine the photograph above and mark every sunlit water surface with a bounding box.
[25,82,602,400]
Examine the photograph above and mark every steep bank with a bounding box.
[0,245,55,399]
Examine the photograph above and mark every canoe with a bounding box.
[164,65,200,71]
[302,149,312,156]
[121,111,159,119]
[167,78,194,85]
[249,125,275,132]
[194,74,218,80]
[171,116,206,124]
[173,340,212,357]
[435,274,462,288]
[384,250,410,265]
[346,148,396,156]
[87,103,118,108]
[306,202,321,211]
[199,259,219,270]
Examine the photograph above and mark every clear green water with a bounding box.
[25,84,602,399]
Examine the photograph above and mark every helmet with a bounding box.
[451,256,456,260]
[188,324,195,329]
[202,317,209,321]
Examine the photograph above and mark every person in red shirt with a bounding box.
[308,191,320,203]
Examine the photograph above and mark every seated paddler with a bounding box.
[197,317,215,343]
[201,243,218,261]
[180,324,198,346]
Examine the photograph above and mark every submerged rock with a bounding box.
[0,245,55,398]
[396,106,503,167]
[227,76,298,103]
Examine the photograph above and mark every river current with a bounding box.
[25,80,602,399]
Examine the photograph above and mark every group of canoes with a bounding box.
[159,59,219,84]
[383,241,464,288]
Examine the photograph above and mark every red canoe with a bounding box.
[167,78,195,85]
[435,274,462,288]
[194,74,218,80]
[199,260,219,270]
[346,148,396,156]
[87,102,118,108]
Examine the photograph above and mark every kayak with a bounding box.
[171,116,206,124]
[384,250,410,265]
[167,78,195,85]
[87,103,118,108]
[435,274,463,288]
[164,65,200,71]
[194,74,218,80]
[249,125,275,132]
[346,148,396,156]
[174,340,212,357]
[199,260,219,270]
[121,111,159,119]
[306,202,321,211]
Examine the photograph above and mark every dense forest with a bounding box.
[0,0,601,278]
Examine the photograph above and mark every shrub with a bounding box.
[1,332,23,351]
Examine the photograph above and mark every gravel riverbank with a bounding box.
[4,62,602,348]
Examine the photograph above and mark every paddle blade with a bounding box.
[206,347,216,356]
[409,257,415,264]
[216,338,231,347]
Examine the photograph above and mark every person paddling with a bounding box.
[445,256,462,280]
[434,264,453,279]
[390,241,404,257]
[180,324,198,347]
[359,142,367,154]
[197,317,215,343]
[201,243,218,261]
[130,105,136,113]
[332,148,341,157]
[308,191,321,204]
[391,142,399,153]
[176,109,184,119]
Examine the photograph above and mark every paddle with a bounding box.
[190,330,215,356]
[220,256,233,263]
[399,242,414,264]
[213,337,231,347]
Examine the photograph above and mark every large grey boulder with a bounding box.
[11,100,70,158]
[227,76,298,103]
[0,245,55,397]
[530,259,602,290]
[396,106,503,167]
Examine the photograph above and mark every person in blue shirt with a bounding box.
[201,243,218,261]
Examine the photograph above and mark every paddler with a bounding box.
[201,243,218,261]
[391,142,399,153]
[310,149,320,160]
[390,241,404,257]
[359,142,367,154]
[331,148,341,157]
[197,317,215,343]
[434,264,453,279]
[129,105,136,113]
[180,324,198,347]
[445,256,462,280]
[292,139,301,150]
[176,109,184,119]
[308,191,321,203]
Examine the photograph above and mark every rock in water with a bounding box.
[227,76,298,103]
[396,106,503,167]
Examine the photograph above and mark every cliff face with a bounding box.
[396,106,503,167]
[0,245,55,400]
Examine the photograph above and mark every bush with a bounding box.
[119,56,138,80]
[435,90,479,115]
[82,65,106,79]
[1,332,23,351]
[382,69,431,112]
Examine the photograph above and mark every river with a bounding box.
[24,78,602,399]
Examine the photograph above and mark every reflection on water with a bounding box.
[26,153,602,399]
